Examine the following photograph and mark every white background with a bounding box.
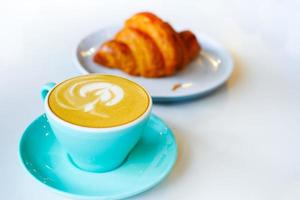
[1,0,300,199]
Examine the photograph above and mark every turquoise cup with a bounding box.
[41,78,152,173]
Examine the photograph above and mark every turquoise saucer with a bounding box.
[19,114,177,199]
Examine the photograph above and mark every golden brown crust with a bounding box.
[179,30,201,65]
[126,12,184,75]
[93,40,138,75]
[115,27,164,77]
[93,12,201,78]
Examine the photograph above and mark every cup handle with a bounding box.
[41,82,56,102]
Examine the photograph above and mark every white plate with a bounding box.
[74,26,233,102]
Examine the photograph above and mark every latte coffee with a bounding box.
[48,74,150,128]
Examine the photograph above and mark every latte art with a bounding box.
[78,82,124,107]
[48,74,149,128]
[57,80,125,117]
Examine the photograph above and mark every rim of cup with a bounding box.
[44,74,153,132]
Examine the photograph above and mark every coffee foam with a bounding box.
[48,75,149,128]
[56,79,124,117]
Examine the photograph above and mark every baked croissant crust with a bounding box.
[94,12,201,78]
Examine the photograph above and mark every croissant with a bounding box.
[94,12,201,78]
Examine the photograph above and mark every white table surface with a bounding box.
[1,0,300,199]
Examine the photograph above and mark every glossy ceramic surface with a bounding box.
[41,79,152,172]
[75,26,234,102]
[19,114,177,199]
